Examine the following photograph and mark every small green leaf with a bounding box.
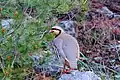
[45,33,55,41]
[6,77,11,80]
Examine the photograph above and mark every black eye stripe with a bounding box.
[51,28,60,31]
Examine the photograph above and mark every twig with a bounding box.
[11,55,17,68]
[0,57,5,74]
[91,62,118,74]
[83,0,88,4]
[39,30,48,40]
[2,76,6,80]
[3,0,11,7]
[84,26,95,34]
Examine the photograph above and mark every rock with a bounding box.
[1,19,14,34]
[58,71,101,80]
[31,54,43,65]
[109,44,120,55]
[96,6,120,18]
[57,20,77,37]
[1,19,14,28]
[33,54,63,76]
[96,6,113,15]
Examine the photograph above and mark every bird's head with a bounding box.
[49,26,64,37]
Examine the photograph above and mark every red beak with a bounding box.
[49,30,54,33]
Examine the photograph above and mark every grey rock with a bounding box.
[31,55,43,65]
[58,71,101,80]
[32,54,63,76]
[57,20,77,37]
[96,6,120,18]
[1,19,14,34]
[1,19,14,29]
[109,44,120,54]
[96,7,113,15]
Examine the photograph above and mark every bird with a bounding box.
[49,26,80,73]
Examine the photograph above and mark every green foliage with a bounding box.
[0,0,88,79]
[76,0,88,21]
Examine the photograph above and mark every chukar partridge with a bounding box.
[49,26,80,73]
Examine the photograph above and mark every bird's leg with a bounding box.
[61,60,67,74]
[65,59,71,68]
[62,59,72,74]
[63,60,78,74]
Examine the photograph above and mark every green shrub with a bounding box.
[0,0,88,79]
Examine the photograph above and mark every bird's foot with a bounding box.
[61,68,73,74]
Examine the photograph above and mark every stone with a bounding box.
[1,19,14,29]
[1,19,14,34]
[32,54,63,76]
[57,20,77,37]
[58,70,101,80]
